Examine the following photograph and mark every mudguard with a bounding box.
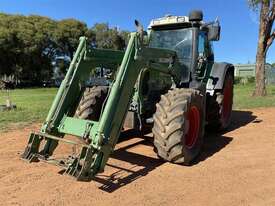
[206,62,234,95]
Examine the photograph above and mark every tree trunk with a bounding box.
[254,42,267,96]
[253,1,270,96]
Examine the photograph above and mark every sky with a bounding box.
[0,0,274,64]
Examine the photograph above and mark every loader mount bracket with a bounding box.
[21,132,99,181]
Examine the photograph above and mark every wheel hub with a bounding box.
[222,78,233,124]
[185,106,200,148]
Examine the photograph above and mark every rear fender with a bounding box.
[206,62,234,95]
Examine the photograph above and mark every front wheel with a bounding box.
[152,88,205,165]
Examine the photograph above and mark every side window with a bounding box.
[208,41,214,61]
[198,32,207,56]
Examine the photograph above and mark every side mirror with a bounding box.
[207,24,220,41]
[134,20,148,36]
[134,20,148,45]
[135,20,143,31]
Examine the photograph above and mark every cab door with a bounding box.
[197,31,214,80]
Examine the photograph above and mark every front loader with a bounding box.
[22,10,234,181]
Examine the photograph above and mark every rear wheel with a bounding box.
[152,88,204,165]
[208,73,233,130]
[75,86,108,121]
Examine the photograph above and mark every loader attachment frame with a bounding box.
[22,32,182,180]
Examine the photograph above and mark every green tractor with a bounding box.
[22,10,234,181]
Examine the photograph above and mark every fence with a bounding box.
[234,64,275,84]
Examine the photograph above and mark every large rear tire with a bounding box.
[152,88,204,165]
[75,86,108,121]
[207,73,233,130]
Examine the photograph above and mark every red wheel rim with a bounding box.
[185,106,200,148]
[222,78,233,124]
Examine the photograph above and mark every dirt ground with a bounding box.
[1,108,275,206]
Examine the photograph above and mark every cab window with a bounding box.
[198,32,207,56]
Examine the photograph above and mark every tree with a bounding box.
[0,13,130,86]
[90,23,128,50]
[0,14,58,84]
[249,0,275,96]
[0,14,90,84]
[54,19,88,58]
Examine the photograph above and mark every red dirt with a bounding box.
[1,108,275,206]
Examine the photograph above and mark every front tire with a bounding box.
[75,86,108,121]
[152,88,204,165]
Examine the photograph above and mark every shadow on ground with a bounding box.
[227,110,258,132]
[94,110,257,192]
[195,110,258,164]
[93,137,163,192]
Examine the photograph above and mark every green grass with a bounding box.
[0,88,57,131]
[234,83,275,109]
[1,84,275,131]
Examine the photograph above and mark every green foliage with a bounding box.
[248,0,261,7]
[89,23,128,50]
[0,13,130,85]
[54,19,88,58]
[0,14,58,83]
[248,0,270,8]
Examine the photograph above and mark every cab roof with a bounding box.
[148,15,190,28]
[148,15,204,30]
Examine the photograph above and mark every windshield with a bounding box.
[149,28,193,81]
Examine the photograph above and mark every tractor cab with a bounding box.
[147,11,220,83]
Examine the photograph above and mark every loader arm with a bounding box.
[22,32,182,180]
